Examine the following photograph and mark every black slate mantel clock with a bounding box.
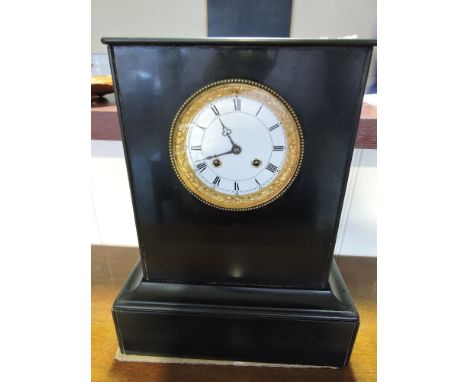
[103,37,376,367]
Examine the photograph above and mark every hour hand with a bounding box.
[219,118,236,146]
[220,119,231,136]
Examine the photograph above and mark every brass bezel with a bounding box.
[169,79,304,211]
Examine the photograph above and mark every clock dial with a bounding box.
[170,79,303,211]
[187,96,287,196]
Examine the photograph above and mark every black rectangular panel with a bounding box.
[208,0,292,37]
[115,310,357,367]
[105,39,373,288]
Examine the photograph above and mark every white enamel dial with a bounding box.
[186,96,287,196]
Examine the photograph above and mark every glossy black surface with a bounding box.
[113,259,359,367]
[106,40,373,288]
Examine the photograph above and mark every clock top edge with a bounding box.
[101,37,377,47]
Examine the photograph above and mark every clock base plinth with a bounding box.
[112,260,359,368]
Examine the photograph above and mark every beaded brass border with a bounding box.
[169,79,304,211]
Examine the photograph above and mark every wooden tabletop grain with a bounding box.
[92,246,376,382]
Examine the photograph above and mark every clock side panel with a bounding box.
[111,44,372,288]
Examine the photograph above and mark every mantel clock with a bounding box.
[103,37,376,367]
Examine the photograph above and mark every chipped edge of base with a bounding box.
[115,349,338,369]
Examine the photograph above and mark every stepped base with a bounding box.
[112,259,359,367]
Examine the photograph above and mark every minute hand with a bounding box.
[197,148,234,162]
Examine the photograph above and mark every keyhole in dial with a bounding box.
[251,159,262,167]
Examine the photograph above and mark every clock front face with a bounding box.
[170,79,303,211]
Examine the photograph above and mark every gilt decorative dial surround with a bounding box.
[170,79,304,211]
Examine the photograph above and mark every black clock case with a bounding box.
[103,38,375,367]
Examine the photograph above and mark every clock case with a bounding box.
[103,38,376,367]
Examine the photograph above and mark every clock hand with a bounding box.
[195,119,242,163]
[195,144,242,162]
[224,130,236,147]
[219,118,237,147]
[195,148,234,162]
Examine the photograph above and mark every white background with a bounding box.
[91,0,378,256]
[2,1,468,381]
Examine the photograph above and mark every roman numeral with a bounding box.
[266,163,278,173]
[210,104,220,116]
[273,145,284,151]
[255,178,261,187]
[234,181,239,191]
[196,162,207,172]
[194,124,206,131]
[191,145,202,150]
[212,176,221,187]
[269,123,280,132]
[255,105,263,116]
[233,98,241,111]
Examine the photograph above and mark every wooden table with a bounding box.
[92,246,376,382]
